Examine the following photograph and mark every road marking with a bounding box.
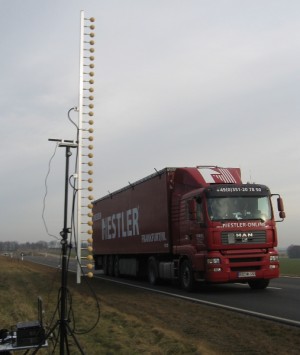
[267,286,282,290]
[281,275,300,279]
[235,283,282,290]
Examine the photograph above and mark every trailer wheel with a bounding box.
[148,257,159,285]
[248,279,269,290]
[180,259,195,292]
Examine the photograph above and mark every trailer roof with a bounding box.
[93,167,176,204]
[93,166,241,204]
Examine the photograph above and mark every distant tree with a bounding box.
[287,245,300,259]
[35,241,48,250]
[0,241,49,252]
[48,240,60,249]
[0,241,19,251]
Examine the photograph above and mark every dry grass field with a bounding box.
[0,256,300,354]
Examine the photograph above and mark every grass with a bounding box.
[1,256,300,354]
[279,257,300,276]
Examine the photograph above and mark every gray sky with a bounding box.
[0,0,299,248]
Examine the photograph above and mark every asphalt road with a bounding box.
[24,254,300,327]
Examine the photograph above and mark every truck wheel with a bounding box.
[148,257,159,285]
[114,256,120,278]
[180,259,195,292]
[248,279,269,290]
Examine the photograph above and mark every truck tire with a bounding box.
[248,279,269,290]
[148,257,159,285]
[180,259,195,292]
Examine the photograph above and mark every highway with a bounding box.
[25,254,300,327]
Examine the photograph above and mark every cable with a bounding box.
[38,110,77,352]
[69,172,101,335]
[68,107,79,130]
[35,106,98,354]
[42,142,60,240]
[69,174,77,189]
[67,107,101,335]
[41,106,101,343]
[72,272,101,335]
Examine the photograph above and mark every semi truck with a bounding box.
[92,166,285,291]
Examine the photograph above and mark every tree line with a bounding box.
[0,240,49,252]
[287,245,300,259]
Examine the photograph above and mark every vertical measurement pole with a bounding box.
[76,10,84,284]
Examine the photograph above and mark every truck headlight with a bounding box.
[207,258,220,264]
[270,255,279,262]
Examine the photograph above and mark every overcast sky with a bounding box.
[0,0,299,248]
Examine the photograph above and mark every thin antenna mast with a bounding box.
[76,10,95,283]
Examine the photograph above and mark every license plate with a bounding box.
[238,271,256,278]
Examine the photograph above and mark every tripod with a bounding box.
[33,140,84,354]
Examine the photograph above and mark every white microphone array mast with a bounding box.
[77,10,95,283]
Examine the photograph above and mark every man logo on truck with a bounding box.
[100,207,139,240]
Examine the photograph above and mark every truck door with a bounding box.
[180,197,206,249]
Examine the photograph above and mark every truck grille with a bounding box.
[221,230,266,245]
[229,255,264,272]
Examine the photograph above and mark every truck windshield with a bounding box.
[207,196,272,221]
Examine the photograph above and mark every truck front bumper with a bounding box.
[204,249,279,283]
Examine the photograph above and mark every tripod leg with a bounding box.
[65,323,85,355]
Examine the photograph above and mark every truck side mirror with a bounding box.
[279,211,286,219]
[187,199,197,220]
[277,197,284,212]
[277,197,286,219]
[273,195,286,221]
